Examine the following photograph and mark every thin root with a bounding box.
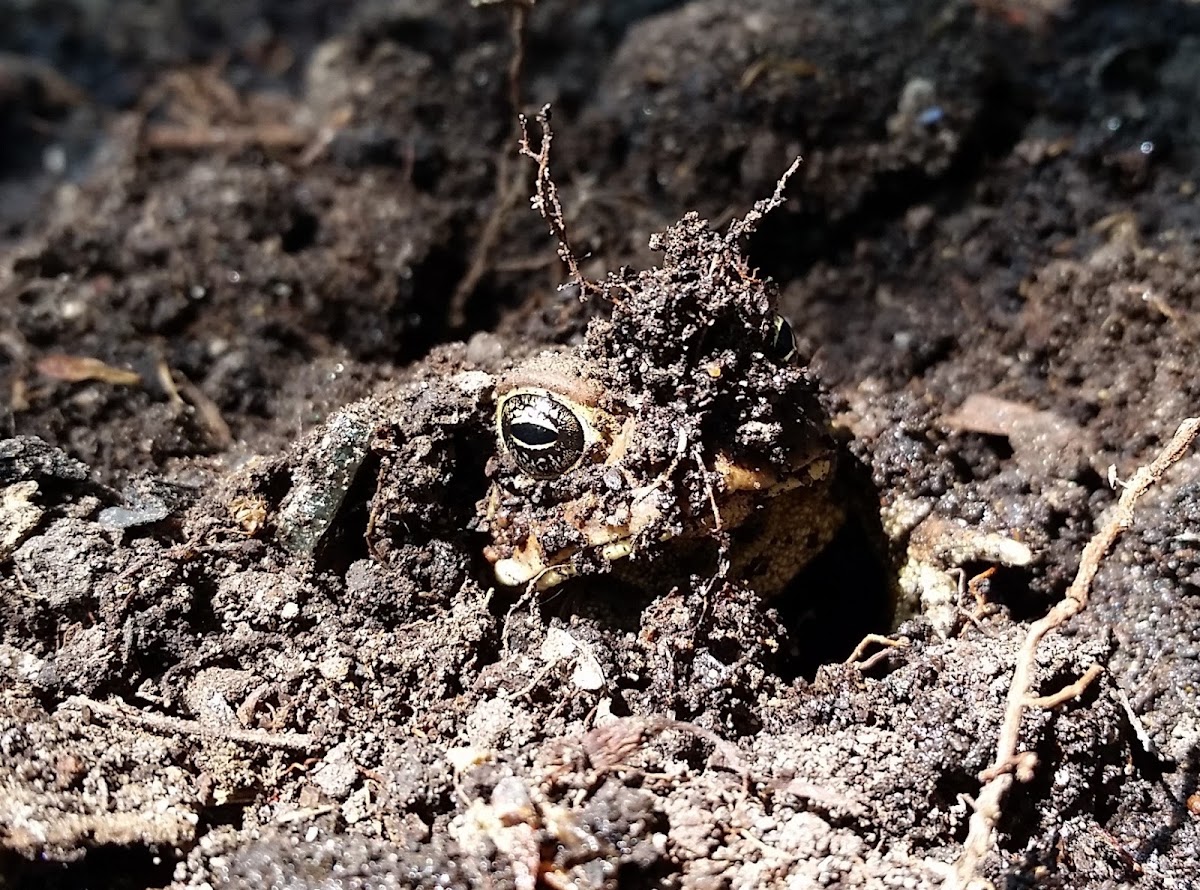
[61,695,316,751]
[946,416,1200,890]
[1024,662,1104,709]
[845,633,909,667]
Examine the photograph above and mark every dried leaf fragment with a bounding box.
[36,354,141,387]
[943,392,1091,477]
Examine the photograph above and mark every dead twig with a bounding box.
[174,372,234,449]
[137,60,311,156]
[517,104,599,299]
[727,154,802,244]
[142,122,310,152]
[62,695,317,752]
[947,416,1200,890]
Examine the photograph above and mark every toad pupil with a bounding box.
[499,391,587,478]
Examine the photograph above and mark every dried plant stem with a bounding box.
[727,154,802,242]
[62,695,317,751]
[947,417,1200,889]
[517,104,596,298]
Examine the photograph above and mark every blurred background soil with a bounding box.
[1,1,1199,888]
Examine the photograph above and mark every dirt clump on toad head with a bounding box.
[480,158,839,595]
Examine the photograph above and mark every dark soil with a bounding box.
[2,1,1199,888]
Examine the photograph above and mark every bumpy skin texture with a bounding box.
[477,211,839,593]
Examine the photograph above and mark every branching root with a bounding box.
[517,104,598,299]
[947,416,1200,889]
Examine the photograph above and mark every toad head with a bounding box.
[477,212,840,595]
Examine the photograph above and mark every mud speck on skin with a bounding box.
[3,1,1200,888]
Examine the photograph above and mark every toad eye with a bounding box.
[769,314,798,363]
[498,390,589,478]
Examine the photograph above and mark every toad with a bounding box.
[270,176,841,600]
[476,208,840,595]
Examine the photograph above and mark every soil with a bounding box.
[2,1,1199,888]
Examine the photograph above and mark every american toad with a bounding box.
[477,212,839,594]
[270,207,841,600]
